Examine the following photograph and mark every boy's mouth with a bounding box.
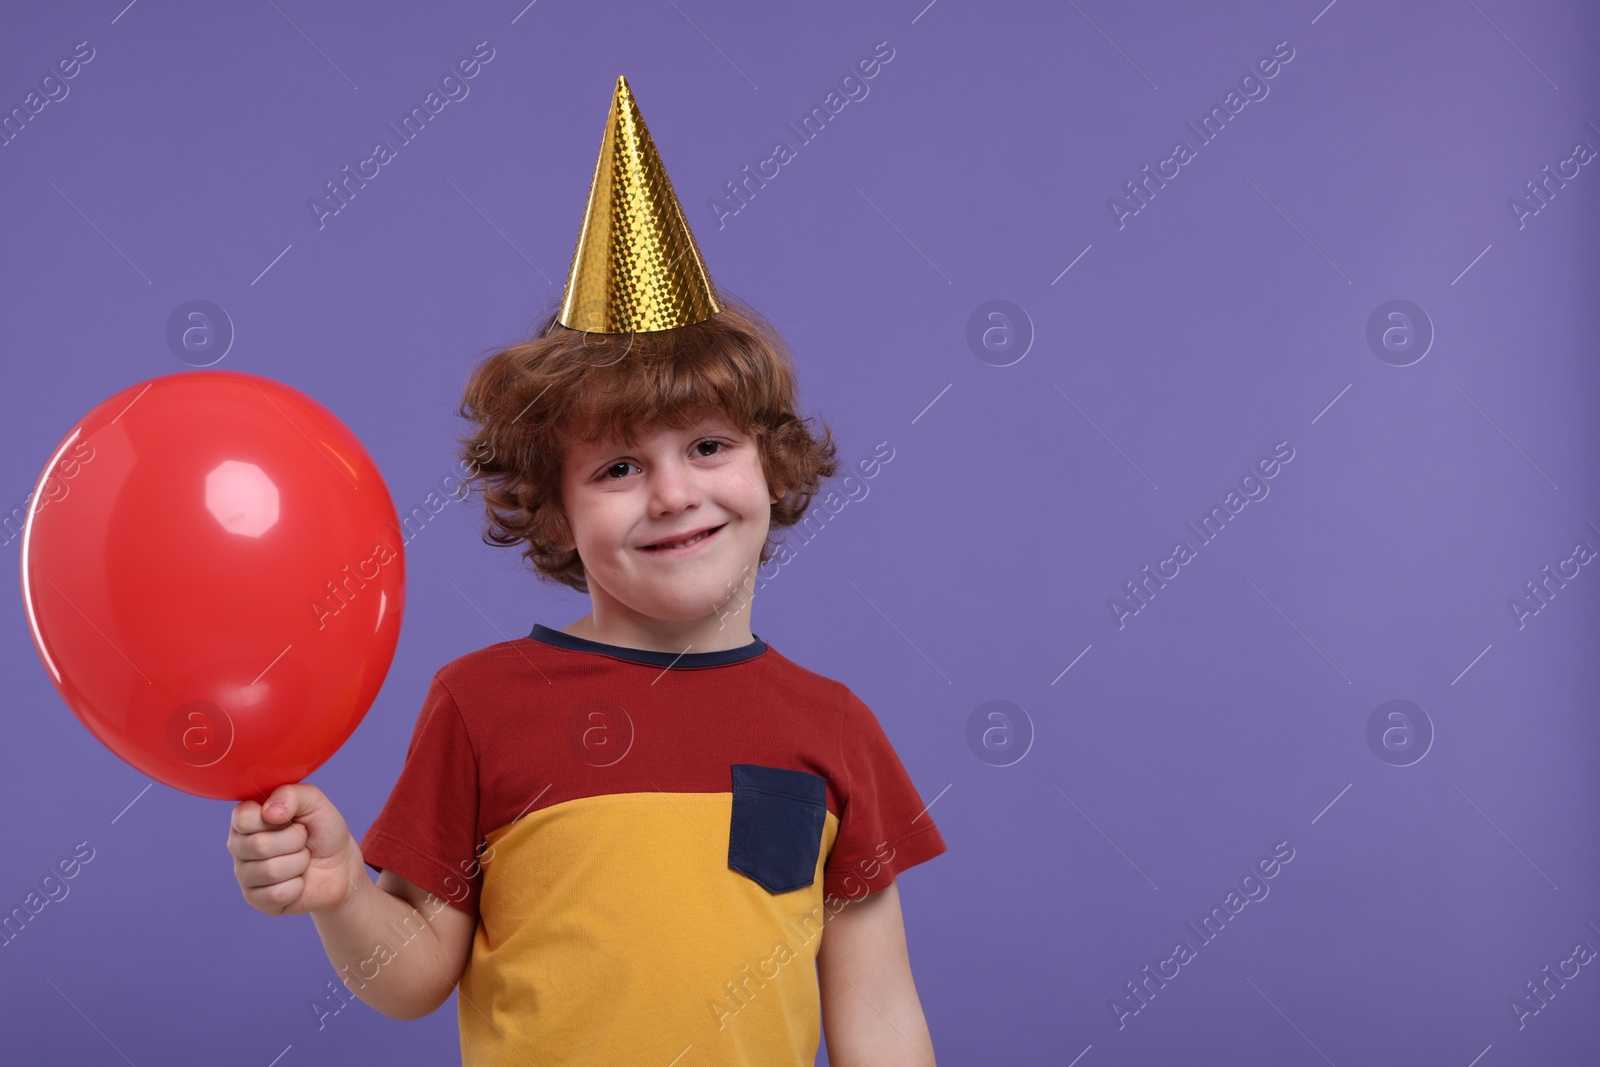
[639,523,726,553]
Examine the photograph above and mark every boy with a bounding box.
[226,75,946,1065]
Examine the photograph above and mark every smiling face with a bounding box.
[555,408,779,652]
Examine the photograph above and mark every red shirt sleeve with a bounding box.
[360,676,483,916]
[822,688,948,901]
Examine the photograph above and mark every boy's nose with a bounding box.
[646,462,703,514]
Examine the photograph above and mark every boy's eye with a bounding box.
[600,440,726,480]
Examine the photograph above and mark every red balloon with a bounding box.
[20,370,406,801]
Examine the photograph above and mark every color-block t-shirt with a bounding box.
[359,623,947,1066]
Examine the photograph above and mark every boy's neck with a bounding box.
[560,609,757,655]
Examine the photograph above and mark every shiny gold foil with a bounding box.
[557,75,720,334]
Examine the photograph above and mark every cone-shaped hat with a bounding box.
[557,76,720,334]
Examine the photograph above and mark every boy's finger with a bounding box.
[235,849,311,889]
[229,822,309,861]
[230,800,270,836]
[259,784,351,860]
[244,874,304,909]
[229,797,299,836]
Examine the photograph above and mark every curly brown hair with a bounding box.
[455,291,839,594]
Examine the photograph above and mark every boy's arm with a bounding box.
[817,881,937,1066]
[230,785,478,1022]
[310,864,478,1021]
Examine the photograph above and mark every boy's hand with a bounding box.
[228,784,365,918]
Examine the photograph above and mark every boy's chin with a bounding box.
[616,587,751,625]
[638,599,739,624]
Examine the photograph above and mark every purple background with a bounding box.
[4,0,1598,1063]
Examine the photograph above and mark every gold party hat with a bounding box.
[557,75,720,334]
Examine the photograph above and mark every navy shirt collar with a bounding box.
[527,623,767,668]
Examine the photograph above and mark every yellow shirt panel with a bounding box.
[456,791,842,1066]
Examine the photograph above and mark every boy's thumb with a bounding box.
[262,786,302,823]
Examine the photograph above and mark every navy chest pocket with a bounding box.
[727,764,828,894]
